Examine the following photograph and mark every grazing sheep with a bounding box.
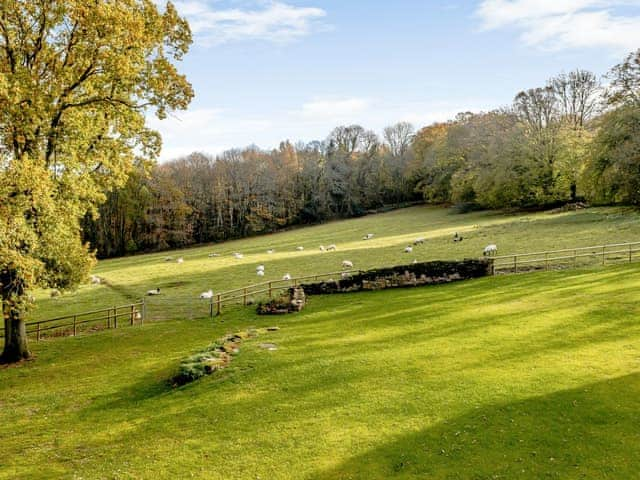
[483,244,498,256]
[257,270,265,277]
[176,257,184,264]
[342,260,353,269]
[256,265,265,272]
[199,289,213,299]
[267,249,274,254]
[326,244,337,251]
[164,256,173,262]
[319,245,325,252]
[404,245,413,253]
[50,289,61,298]
[90,275,101,284]
[453,232,463,243]
[233,252,244,259]
[362,233,374,240]
[147,288,161,296]
[208,253,220,257]
[282,273,292,280]
[296,246,304,251]
[413,237,425,245]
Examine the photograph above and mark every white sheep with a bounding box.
[363,233,374,240]
[90,275,101,284]
[146,288,161,296]
[342,260,353,269]
[176,257,184,264]
[257,270,265,277]
[296,246,304,251]
[483,244,498,256]
[413,237,425,245]
[319,245,325,252]
[282,273,292,280]
[326,244,337,251]
[199,289,213,299]
[404,246,413,253]
[164,256,173,262]
[267,249,274,254]
[233,252,244,259]
[256,265,265,272]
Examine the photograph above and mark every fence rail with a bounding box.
[491,241,640,274]
[0,300,145,346]
[208,269,361,316]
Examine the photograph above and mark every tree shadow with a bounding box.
[309,373,640,479]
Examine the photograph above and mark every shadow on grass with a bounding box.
[308,373,640,479]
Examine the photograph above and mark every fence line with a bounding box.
[490,241,640,274]
[0,300,145,346]
[209,269,361,317]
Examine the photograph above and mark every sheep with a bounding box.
[176,257,184,264]
[483,244,498,256]
[319,245,325,252]
[199,289,213,299]
[282,273,292,280]
[326,244,337,251]
[50,288,61,298]
[208,253,220,258]
[146,288,161,296]
[413,237,425,245]
[256,265,265,272]
[362,233,374,240]
[453,232,463,243]
[404,245,413,253]
[296,246,304,251]
[266,249,275,254]
[233,252,244,259]
[90,275,101,284]
[164,256,173,262]
[341,272,351,279]
[257,270,265,277]
[342,260,353,269]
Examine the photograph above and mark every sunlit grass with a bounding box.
[1,263,640,478]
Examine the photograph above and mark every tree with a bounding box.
[607,49,640,107]
[0,0,193,363]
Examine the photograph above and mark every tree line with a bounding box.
[84,50,640,258]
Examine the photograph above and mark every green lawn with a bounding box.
[2,263,639,479]
[27,205,640,323]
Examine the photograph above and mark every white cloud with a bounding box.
[476,0,640,53]
[171,0,327,45]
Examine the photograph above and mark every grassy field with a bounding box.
[26,205,640,323]
[1,263,639,479]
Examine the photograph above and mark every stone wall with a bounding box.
[299,259,490,295]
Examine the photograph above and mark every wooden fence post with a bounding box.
[73,315,77,336]
[37,323,41,342]
[209,296,214,319]
[268,282,272,298]
[216,294,221,316]
[114,307,118,329]
[130,305,135,326]
[141,299,145,325]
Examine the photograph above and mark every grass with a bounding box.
[1,263,640,478]
[27,205,640,323]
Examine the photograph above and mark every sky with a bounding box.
[149,0,640,161]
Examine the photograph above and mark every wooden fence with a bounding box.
[208,269,361,317]
[0,300,145,346]
[490,241,640,274]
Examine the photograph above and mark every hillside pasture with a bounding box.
[1,264,639,478]
[27,205,640,323]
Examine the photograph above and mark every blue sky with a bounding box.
[150,0,640,161]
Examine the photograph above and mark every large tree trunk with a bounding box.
[1,271,31,364]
